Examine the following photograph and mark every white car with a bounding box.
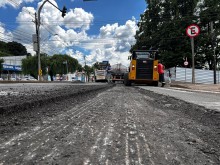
[29,77,37,81]
[0,77,3,81]
[21,76,37,81]
[11,78,16,81]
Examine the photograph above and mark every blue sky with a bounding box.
[0,0,146,66]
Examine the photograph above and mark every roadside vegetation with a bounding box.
[132,0,220,69]
[0,41,94,80]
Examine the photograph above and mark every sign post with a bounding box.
[184,60,188,82]
[186,24,200,84]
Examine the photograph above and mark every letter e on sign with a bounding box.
[186,24,200,38]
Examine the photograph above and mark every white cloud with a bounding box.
[12,1,94,56]
[0,0,35,8]
[0,23,13,42]
[63,8,94,30]
[84,19,138,67]
[14,7,36,44]
[66,49,85,65]
[3,0,138,68]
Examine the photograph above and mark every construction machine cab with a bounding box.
[124,49,159,86]
[131,50,158,60]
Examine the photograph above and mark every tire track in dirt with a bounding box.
[83,87,126,165]
[0,84,219,164]
[0,89,110,164]
[128,88,217,164]
[124,92,154,165]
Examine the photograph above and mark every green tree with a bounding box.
[49,54,79,76]
[93,62,101,69]
[196,0,220,69]
[22,54,79,79]
[22,54,49,79]
[0,41,28,57]
[0,41,12,56]
[132,0,220,69]
[77,63,83,72]
[84,65,93,82]
[7,41,27,56]
[0,58,4,72]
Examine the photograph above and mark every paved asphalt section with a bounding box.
[138,85,220,112]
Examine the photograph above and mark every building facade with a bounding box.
[0,55,26,79]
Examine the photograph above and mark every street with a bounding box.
[0,83,219,164]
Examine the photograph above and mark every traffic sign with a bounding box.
[39,69,42,76]
[186,24,200,38]
[184,61,188,66]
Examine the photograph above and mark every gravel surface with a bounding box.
[0,83,219,164]
[0,83,112,114]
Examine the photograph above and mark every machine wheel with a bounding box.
[124,73,131,86]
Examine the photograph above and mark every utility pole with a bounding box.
[66,61,68,74]
[211,21,217,84]
[83,55,87,82]
[34,13,39,76]
[36,0,49,81]
[84,55,86,67]
[35,0,67,81]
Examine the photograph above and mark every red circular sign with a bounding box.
[184,61,188,66]
[186,24,200,38]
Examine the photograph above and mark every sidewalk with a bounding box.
[169,81,220,92]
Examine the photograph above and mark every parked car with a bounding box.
[0,77,3,81]
[71,77,77,81]
[29,77,37,81]
[21,76,37,81]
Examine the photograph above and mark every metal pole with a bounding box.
[66,61,68,74]
[37,0,49,81]
[211,21,217,84]
[34,13,39,80]
[191,37,195,84]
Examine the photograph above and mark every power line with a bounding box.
[6,0,35,19]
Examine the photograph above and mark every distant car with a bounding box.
[29,77,37,81]
[71,77,77,81]
[11,78,16,81]
[21,76,29,81]
[21,76,37,81]
[0,77,3,81]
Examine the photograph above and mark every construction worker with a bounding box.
[158,60,166,87]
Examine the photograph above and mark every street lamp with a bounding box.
[36,0,67,81]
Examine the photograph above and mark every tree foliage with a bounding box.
[22,54,80,78]
[132,0,220,69]
[0,41,27,56]
[0,58,4,71]
[84,65,93,81]
[22,54,48,79]
[49,54,79,76]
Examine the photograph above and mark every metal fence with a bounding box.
[167,67,220,84]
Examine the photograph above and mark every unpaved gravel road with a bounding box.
[0,83,220,164]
